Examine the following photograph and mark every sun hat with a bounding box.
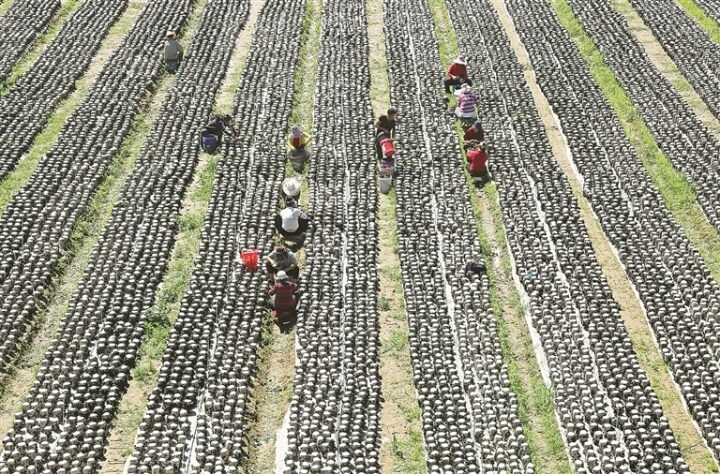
[454,55,467,65]
[166,31,176,39]
[473,120,482,128]
[276,271,288,280]
[282,177,301,197]
[290,125,302,138]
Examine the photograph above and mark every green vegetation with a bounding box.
[674,0,720,43]
[0,0,147,214]
[427,0,572,470]
[0,0,84,95]
[552,0,720,303]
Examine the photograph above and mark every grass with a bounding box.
[551,0,720,311]
[243,0,322,471]
[610,0,720,137]
[674,0,720,43]
[425,0,573,470]
[366,0,427,468]
[0,0,146,214]
[0,0,85,95]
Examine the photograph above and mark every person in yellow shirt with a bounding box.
[287,125,310,171]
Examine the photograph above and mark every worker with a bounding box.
[464,121,485,144]
[375,108,397,159]
[287,125,311,171]
[287,125,310,153]
[444,55,473,93]
[281,177,301,203]
[268,271,299,324]
[455,85,479,120]
[163,31,184,74]
[466,142,490,182]
[265,245,299,280]
[200,114,235,153]
[275,199,309,238]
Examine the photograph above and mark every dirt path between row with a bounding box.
[490,0,717,471]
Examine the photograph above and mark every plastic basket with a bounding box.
[240,249,259,271]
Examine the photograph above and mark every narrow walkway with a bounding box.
[491,0,718,470]
[243,0,320,470]
[366,0,425,470]
[99,1,266,470]
[611,0,720,138]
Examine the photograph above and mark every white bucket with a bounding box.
[378,176,393,194]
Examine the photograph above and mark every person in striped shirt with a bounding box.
[455,85,479,119]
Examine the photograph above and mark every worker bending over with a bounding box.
[464,121,485,144]
[163,31,184,74]
[287,125,311,171]
[444,55,473,93]
[265,245,299,280]
[455,85,479,120]
[275,199,309,238]
[375,107,397,159]
[200,114,235,153]
[466,141,490,183]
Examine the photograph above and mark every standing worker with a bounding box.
[375,107,397,159]
[444,55,473,93]
[163,31,184,74]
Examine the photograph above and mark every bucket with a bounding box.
[378,176,393,194]
[380,138,395,158]
[240,249,259,271]
[202,134,218,153]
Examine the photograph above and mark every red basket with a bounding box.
[240,249,259,271]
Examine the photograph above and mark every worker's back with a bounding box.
[164,39,182,61]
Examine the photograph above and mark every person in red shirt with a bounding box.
[466,143,490,182]
[268,271,299,319]
[444,55,474,93]
[463,121,485,144]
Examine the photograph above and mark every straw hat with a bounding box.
[454,55,467,65]
[276,271,288,280]
[166,31,176,39]
[282,178,301,197]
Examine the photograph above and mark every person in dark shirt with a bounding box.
[375,107,397,159]
[463,121,485,144]
[200,114,236,151]
[265,245,299,280]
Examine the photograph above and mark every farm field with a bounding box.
[0,0,719,472]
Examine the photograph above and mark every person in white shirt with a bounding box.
[275,199,309,237]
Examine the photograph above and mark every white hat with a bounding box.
[282,177,301,197]
[276,271,288,280]
[290,126,302,138]
[454,55,467,65]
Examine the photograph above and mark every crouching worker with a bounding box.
[287,126,310,171]
[163,31,184,74]
[275,199,309,240]
[466,141,490,185]
[444,55,473,93]
[455,85,479,123]
[268,271,299,331]
[265,245,299,280]
[200,114,235,153]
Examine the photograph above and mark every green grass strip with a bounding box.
[0,0,85,94]
[552,0,720,295]
[674,0,720,43]
[427,0,572,470]
[0,0,146,215]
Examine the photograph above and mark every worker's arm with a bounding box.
[281,262,298,272]
[268,286,277,296]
